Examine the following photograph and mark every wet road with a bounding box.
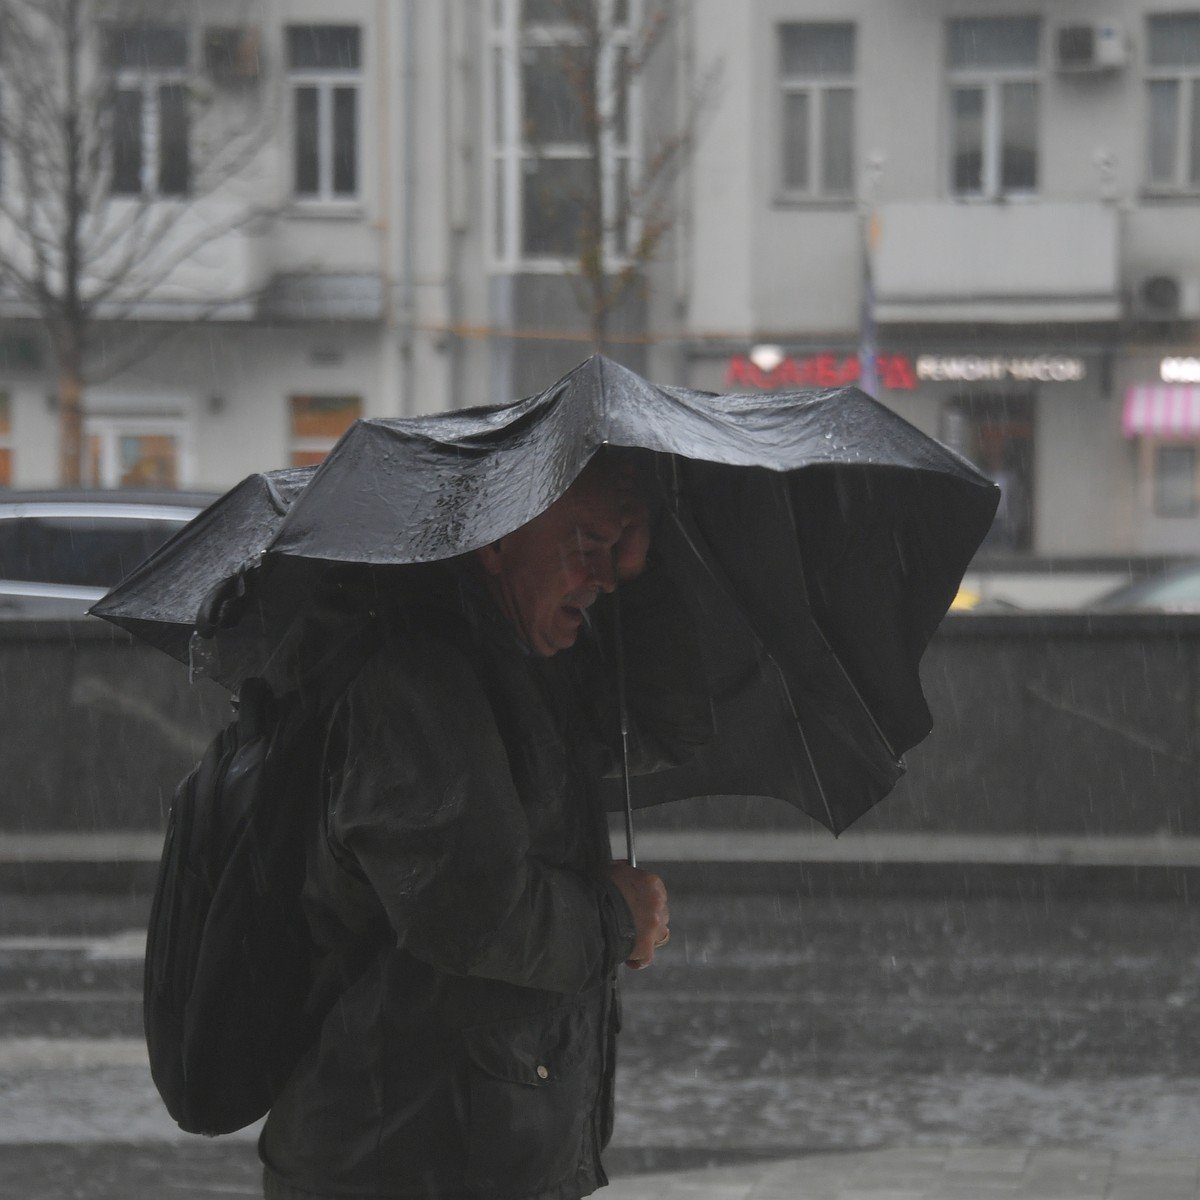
[1,889,1198,1196]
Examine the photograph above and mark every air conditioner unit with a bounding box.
[1055,23,1127,73]
[1136,274,1200,320]
[204,26,261,84]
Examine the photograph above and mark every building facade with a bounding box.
[1,1,1198,561]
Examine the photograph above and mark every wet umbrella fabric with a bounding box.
[92,355,997,835]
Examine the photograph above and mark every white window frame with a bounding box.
[1145,14,1200,193]
[487,0,642,271]
[109,24,192,198]
[287,26,363,206]
[84,416,193,490]
[776,22,856,202]
[946,19,1041,200]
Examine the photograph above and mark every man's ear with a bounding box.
[475,540,504,577]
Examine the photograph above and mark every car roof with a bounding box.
[0,488,220,509]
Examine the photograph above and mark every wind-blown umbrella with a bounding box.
[92,355,997,835]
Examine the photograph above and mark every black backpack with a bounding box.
[143,651,379,1136]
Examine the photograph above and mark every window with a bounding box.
[287,26,361,201]
[489,0,639,265]
[84,417,189,489]
[1154,444,1197,516]
[105,24,191,197]
[1146,14,1200,190]
[0,394,11,487]
[946,17,1040,198]
[289,395,361,466]
[777,23,856,200]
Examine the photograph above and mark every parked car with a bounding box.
[1091,561,1200,612]
[0,490,217,619]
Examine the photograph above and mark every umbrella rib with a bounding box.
[773,475,901,765]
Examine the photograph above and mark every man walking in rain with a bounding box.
[259,450,712,1199]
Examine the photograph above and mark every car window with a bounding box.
[0,516,189,587]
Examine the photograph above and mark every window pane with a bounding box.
[157,84,189,195]
[112,89,143,195]
[493,46,506,145]
[614,155,628,256]
[779,23,855,77]
[293,87,319,194]
[118,435,177,488]
[1148,14,1200,68]
[495,158,507,257]
[0,394,10,489]
[105,24,187,71]
[521,156,591,256]
[951,87,984,194]
[613,44,629,147]
[289,395,361,441]
[523,0,589,24]
[1000,81,1037,191]
[523,44,589,143]
[332,86,358,195]
[287,25,361,70]
[1191,80,1200,186]
[822,87,854,194]
[1155,445,1196,517]
[781,90,810,190]
[1149,80,1180,183]
[947,18,1040,70]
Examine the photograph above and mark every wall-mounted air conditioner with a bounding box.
[1055,23,1127,73]
[1135,275,1200,320]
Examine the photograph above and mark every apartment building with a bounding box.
[682,2,1200,558]
[1,1,1198,560]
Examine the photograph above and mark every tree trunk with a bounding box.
[58,345,84,486]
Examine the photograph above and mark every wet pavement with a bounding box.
[1,889,1199,1197]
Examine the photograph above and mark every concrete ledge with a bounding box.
[4,830,1200,897]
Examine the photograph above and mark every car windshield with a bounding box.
[1100,565,1200,608]
[0,516,187,587]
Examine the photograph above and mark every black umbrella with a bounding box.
[92,355,997,836]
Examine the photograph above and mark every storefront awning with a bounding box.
[1123,385,1200,438]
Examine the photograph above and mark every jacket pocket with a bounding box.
[461,1002,596,1198]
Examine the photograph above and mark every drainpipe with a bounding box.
[399,0,417,415]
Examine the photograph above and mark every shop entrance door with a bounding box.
[941,393,1034,552]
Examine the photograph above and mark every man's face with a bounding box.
[476,473,638,656]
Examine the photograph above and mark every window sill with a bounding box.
[287,199,366,221]
[771,195,858,212]
[1138,189,1200,205]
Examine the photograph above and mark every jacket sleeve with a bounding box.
[325,633,634,995]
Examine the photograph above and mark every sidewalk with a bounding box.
[1,1143,1196,1200]
[5,829,1200,896]
[602,1147,1200,1199]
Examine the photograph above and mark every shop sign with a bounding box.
[1160,356,1200,383]
[724,352,917,391]
[915,355,1086,383]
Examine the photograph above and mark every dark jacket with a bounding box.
[259,560,710,1200]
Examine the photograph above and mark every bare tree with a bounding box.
[0,0,278,484]
[523,0,718,351]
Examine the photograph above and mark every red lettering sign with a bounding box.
[724,353,916,392]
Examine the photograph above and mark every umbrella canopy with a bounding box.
[93,355,997,834]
